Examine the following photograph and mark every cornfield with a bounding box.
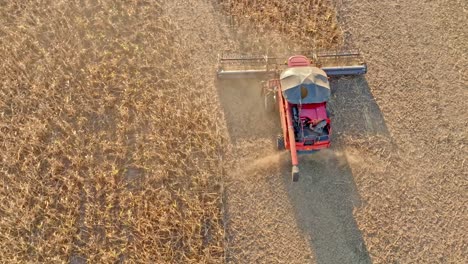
[218,0,342,52]
[0,1,225,262]
[3,0,462,263]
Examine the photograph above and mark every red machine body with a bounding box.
[269,56,332,181]
[217,51,367,181]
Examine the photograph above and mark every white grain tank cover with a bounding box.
[280,66,331,104]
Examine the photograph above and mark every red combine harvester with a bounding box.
[217,51,367,181]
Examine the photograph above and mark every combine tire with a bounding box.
[276,135,285,150]
[264,93,276,113]
[292,166,300,182]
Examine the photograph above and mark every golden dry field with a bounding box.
[1,0,467,263]
[0,1,226,262]
[219,0,342,50]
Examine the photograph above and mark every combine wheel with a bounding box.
[276,135,285,150]
[264,93,277,113]
[292,166,300,182]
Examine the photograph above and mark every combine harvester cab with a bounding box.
[217,50,367,181]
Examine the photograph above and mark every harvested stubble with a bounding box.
[221,0,468,263]
[0,1,225,262]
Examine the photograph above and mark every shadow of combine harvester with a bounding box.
[285,76,389,264]
[216,50,389,263]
